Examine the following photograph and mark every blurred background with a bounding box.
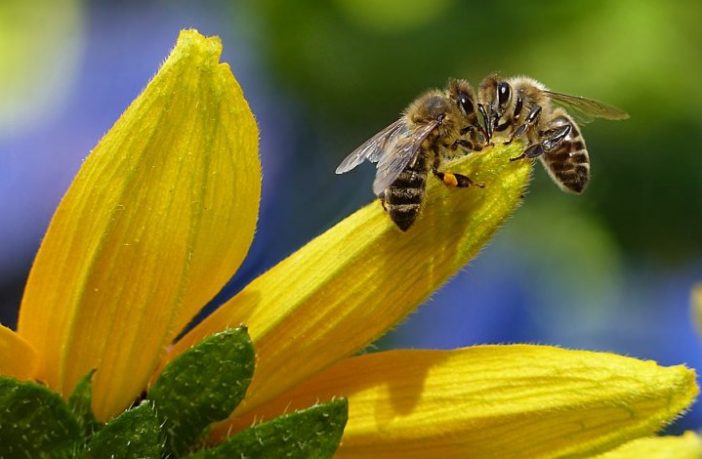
[1,0,701,432]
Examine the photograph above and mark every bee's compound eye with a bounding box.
[497,82,511,106]
[459,93,474,114]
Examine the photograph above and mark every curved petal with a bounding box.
[594,432,702,459]
[212,346,698,459]
[166,143,532,416]
[0,324,38,380]
[17,29,260,420]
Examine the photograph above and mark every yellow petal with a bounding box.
[17,29,260,420]
[594,432,702,459]
[213,345,697,459]
[167,142,531,416]
[0,324,38,380]
[692,283,702,337]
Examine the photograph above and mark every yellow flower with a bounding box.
[0,29,697,457]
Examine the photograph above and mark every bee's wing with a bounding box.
[372,121,438,195]
[335,119,406,174]
[544,90,630,123]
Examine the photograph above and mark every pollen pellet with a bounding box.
[443,172,458,188]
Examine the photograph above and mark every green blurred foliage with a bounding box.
[0,0,84,136]
[250,0,702,262]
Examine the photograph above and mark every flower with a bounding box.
[0,29,697,457]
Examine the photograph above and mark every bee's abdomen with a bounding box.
[385,168,427,231]
[542,116,590,194]
[543,138,589,193]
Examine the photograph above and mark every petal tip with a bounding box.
[174,29,223,64]
[671,364,699,410]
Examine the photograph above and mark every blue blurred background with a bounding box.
[1,0,701,432]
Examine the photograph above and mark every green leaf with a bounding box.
[189,399,348,459]
[148,326,255,455]
[81,401,160,459]
[0,376,80,459]
[67,369,100,437]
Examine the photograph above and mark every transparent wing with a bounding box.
[335,119,406,174]
[544,90,630,122]
[372,121,438,195]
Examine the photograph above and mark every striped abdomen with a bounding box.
[383,152,429,231]
[540,113,590,193]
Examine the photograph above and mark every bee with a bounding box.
[478,75,629,193]
[335,79,487,231]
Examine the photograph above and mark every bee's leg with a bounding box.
[540,124,572,151]
[510,124,571,161]
[463,123,490,148]
[459,127,489,152]
[495,119,513,133]
[463,121,492,151]
[459,125,474,136]
[432,168,485,188]
[475,130,489,150]
[504,105,542,146]
[432,146,484,188]
[378,192,387,211]
[510,144,544,161]
[449,139,476,152]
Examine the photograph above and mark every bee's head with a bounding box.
[478,74,511,140]
[447,79,477,118]
[410,92,450,124]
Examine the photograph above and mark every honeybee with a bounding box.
[478,75,629,193]
[335,79,487,231]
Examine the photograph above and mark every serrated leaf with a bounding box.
[190,399,348,459]
[0,376,80,459]
[81,401,160,459]
[148,327,255,456]
[67,369,100,437]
